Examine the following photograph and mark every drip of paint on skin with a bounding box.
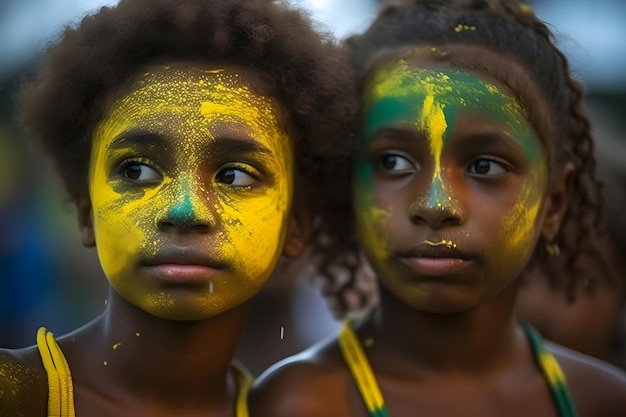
[417,94,448,209]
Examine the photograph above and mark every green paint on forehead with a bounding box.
[362,59,541,163]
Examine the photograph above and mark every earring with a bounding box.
[545,241,560,257]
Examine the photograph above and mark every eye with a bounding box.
[121,160,162,183]
[380,154,415,172]
[467,158,508,177]
[215,166,257,186]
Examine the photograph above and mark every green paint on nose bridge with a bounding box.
[167,179,195,224]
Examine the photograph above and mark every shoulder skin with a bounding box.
[551,342,626,417]
[0,346,47,417]
[250,338,357,417]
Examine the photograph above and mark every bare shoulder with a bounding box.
[0,346,48,417]
[549,342,626,417]
[250,337,351,417]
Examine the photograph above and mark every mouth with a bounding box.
[142,246,226,284]
[397,241,473,277]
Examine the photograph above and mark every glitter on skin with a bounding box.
[89,64,294,320]
[357,57,546,270]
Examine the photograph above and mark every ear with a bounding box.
[77,197,96,248]
[541,162,575,241]
[282,207,311,259]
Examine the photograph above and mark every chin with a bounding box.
[388,283,484,314]
[141,305,215,321]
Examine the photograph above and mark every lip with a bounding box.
[142,246,225,284]
[397,241,473,277]
[399,257,471,277]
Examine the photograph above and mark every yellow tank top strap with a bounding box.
[36,327,75,417]
[36,328,252,417]
[232,360,254,417]
[339,320,391,417]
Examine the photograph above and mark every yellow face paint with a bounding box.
[89,63,294,320]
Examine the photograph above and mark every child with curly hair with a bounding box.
[251,1,626,416]
[0,0,353,415]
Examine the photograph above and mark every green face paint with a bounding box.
[89,63,294,320]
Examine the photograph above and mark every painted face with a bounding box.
[89,63,294,320]
[356,56,549,312]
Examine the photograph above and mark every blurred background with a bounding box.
[0,0,624,374]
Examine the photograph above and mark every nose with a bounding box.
[158,180,216,233]
[408,175,465,229]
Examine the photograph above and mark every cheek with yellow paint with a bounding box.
[496,165,547,265]
[217,185,291,282]
[354,180,392,265]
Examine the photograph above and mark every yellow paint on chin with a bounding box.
[89,64,293,317]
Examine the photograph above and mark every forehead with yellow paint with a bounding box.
[94,64,290,157]
[87,63,294,319]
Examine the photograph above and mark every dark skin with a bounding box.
[250,53,626,417]
[0,61,307,417]
[517,237,624,366]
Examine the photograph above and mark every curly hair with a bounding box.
[315,0,607,317]
[18,0,356,236]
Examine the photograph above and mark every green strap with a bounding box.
[523,324,579,417]
[340,321,577,417]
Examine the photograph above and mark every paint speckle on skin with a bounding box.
[0,359,37,400]
[112,342,122,351]
[519,4,534,14]
[135,332,141,337]
[103,361,108,366]
[454,24,476,32]
[423,239,457,248]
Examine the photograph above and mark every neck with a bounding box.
[61,287,251,408]
[364,283,523,375]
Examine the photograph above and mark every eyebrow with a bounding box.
[107,130,168,150]
[206,136,273,157]
[370,127,417,142]
[108,129,273,156]
[461,132,528,152]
